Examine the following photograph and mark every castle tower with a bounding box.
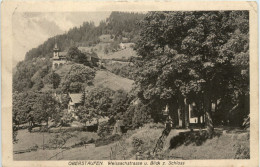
[52,37,67,70]
[53,42,60,60]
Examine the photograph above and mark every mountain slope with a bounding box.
[93,70,134,92]
[55,63,134,92]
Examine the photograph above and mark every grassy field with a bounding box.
[108,124,250,160]
[79,42,137,60]
[104,47,137,60]
[13,129,112,160]
[166,129,249,159]
[14,125,249,160]
[13,129,99,160]
[14,143,115,160]
[54,42,136,71]
[93,70,134,92]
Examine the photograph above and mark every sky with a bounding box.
[12,12,111,66]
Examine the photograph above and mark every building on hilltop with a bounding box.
[52,44,100,69]
[52,43,67,70]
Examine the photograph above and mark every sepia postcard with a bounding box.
[1,1,259,167]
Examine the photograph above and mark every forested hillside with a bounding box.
[13,12,144,93]
[24,12,144,61]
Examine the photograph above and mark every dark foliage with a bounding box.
[13,91,61,126]
[43,72,61,89]
[60,64,95,93]
[134,11,249,135]
[13,58,52,92]
[132,137,144,151]
[169,130,221,149]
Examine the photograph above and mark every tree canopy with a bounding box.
[60,64,95,93]
[13,91,61,125]
[134,11,249,136]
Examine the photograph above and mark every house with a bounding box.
[52,43,67,70]
[68,93,84,120]
[119,42,126,50]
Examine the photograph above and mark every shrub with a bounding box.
[80,136,89,143]
[235,144,250,159]
[80,136,95,144]
[131,137,144,152]
[169,130,213,149]
[87,138,95,144]
[97,122,112,137]
[124,103,153,129]
[29,144,39,151]
[48,127,84,133]
[242,114,250,130]
[234,132,250,159]
[108,124,163,159]
[125,125,162,156]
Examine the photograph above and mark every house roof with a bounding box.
[115,120,124,126]
[69,93,83,104]
[78,47,91,53]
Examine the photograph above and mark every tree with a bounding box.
[109,89,131,119]
[32,92,61,126]
[13,91,37,124]
[60,64,95,93]
[77,87,115,125]
[134,11,249,137]
[13,59,52,92]
[66,46,86,64]
[124,101,153,128]
[13,91,62,127]
[84,87,115,117]
[43,72,61,89]
[77,105,93,126]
